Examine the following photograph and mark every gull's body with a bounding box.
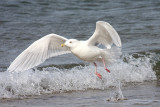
[8,21,122,78]
[70,41,103,62]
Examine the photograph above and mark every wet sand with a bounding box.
[0,81,160,107]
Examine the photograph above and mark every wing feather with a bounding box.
[8,34,70,72]
[87,21,122,48]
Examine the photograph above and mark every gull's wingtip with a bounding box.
[96,21,103,25]
[96,21,110,24]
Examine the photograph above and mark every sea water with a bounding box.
[0,0,160,106]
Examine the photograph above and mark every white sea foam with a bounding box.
[0,53,157,99]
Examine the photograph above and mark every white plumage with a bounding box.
[8,34,70,72]
[8,21,122,78]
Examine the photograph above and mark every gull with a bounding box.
[7,21,122,79]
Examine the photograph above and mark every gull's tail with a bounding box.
[104,46,122,65]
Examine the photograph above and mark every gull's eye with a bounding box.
[70,41,72,43]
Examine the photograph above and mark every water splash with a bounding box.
[107,81,127,102]
[0,53,157,99]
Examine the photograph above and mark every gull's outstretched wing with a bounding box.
[8,34,70,72]
[87,21,122,49]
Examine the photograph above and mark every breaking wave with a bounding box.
[0,52,158,99]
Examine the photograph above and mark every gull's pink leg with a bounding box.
[93,62,102,79]
[102,58,110,73]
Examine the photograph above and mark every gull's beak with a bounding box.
[61,44,65,47]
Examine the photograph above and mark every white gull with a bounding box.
[8,21,122,79]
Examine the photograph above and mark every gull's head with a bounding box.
[61,39,78,49]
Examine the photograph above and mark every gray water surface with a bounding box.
[0,0,160,106]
